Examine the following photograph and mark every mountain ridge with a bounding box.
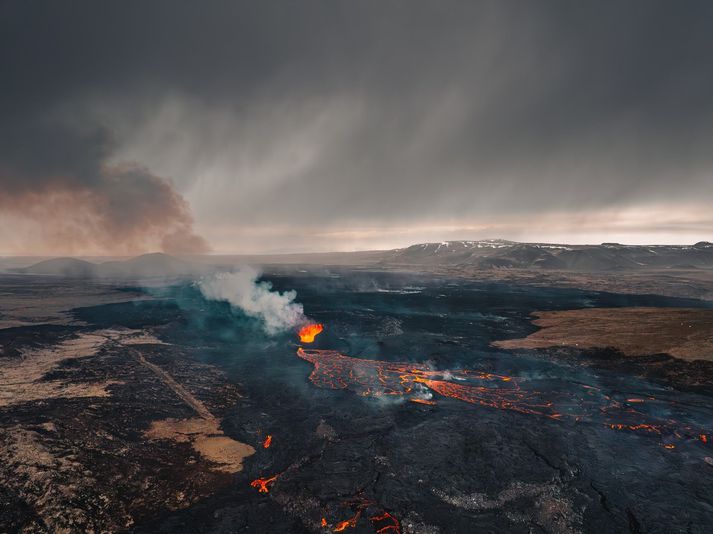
[381,239,713,270]
[17,252,208,278]
[8,239,713,277]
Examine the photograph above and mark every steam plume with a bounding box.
[198,268,306,335]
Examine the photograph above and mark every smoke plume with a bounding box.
[198,268,306,335]
[0,113,208,255]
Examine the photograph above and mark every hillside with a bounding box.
[380,240,713,270]
[19,253,208,279]
[13,240,713,278]
[22,258,99,277]
[97,253,204,278]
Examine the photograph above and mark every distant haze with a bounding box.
[1,1,712,255]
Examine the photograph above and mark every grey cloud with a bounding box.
[1,1,712,252]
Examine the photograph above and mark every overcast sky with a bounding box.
[1,1,712,255]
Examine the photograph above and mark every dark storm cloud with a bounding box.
[0,2,216,254]
[1,1,712,252]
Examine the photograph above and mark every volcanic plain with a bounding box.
[2,265,713,533]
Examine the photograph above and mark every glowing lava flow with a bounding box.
[608,423,661,434]
[410,398,437,406]
[332,496,401,534]
[262,434,273,448]
[250,474,278,493]
[299,323,324,343]
[370,511,401,533]
[297,348,560,418]
[296,348,712,444]
[334,512,360,532]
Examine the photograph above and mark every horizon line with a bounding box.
[2,237,712,258]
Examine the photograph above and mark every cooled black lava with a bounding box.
[79,270,713,533]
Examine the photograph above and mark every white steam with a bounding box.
[198,268,305,334]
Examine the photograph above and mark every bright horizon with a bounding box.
[3,234,712,260]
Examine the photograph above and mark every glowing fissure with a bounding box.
[250,474,278,493]
[332,496,401,533]
[296,348,711,445]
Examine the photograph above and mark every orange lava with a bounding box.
[370,511,401,533]
[250,474,278,493]
[297,348,559,418]
[263,435,272,448]
[416,377,561,419]
[410,398,437,405]
[332,496,401,534]
[608,423,662,434]
[297,348,712,445]
[321,517,328,527]
[334,513,360,532]
[299,323,324,343]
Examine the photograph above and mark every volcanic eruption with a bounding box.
[298,323,324,343]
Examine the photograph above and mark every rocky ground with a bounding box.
[0,318,253,532]
[3,272,713,533]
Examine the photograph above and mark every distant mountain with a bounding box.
[20,253,209,279]
[381,240,566,268]
[97,253,201,278]
[14,239,713,277]
[380,240,713,271]
[381,240,516,265]
[22,257,98,277]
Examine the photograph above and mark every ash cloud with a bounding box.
[0,112,208,255]
[198,268,306,335]
[0,5,209,255]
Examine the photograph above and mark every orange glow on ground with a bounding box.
[250,474,278,493]
[296,348,712,445]
[297,347,557,417]
[331,496,401,533]
[409,398,437,405]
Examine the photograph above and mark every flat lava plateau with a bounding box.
[493,307,713,362]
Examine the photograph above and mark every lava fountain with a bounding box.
[298,323,324,343]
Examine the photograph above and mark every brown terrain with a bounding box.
[439,267,713,301]
[0,277,257,532]
[493,307,713,361]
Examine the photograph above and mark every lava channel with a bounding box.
[296,348,712,444]
[297,348,560,418]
